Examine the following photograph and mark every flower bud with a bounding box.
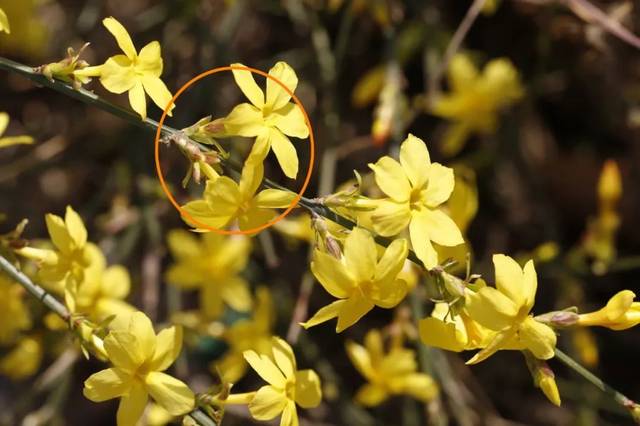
[535,310,580,328]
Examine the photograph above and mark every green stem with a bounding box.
[555,348,636,412]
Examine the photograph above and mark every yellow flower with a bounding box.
[83,311,195,426]
[0,112,33,148]
[72,248,136,328]
[16,206,93,286]
[76,17,174,120]
[464,254,556,364]
[346,329,438,406]
[181,159,295,233]
[37,43,92,89]
[225,62,309,178]
[577,290,640,330]
[0,7,9,33]
[432,54,523,156]
[0,0,47,57]
[215,287,274,383]
[368,134,464,269]
[227,337,321,426]
[419,302,491,352]
[0,336,42,380]
[165,229,252,318]
[302,227,408,332]
[0,272,31,345]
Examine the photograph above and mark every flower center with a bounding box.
[409,189,424,210]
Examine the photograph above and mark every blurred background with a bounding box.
[1,0,640,425]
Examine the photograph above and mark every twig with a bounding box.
[428,0,487,99]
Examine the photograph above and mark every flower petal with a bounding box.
[310,251,354,298]
[65,206,87,249]
[117,381,148,426]
[244,350,287,388]
[45,213,72,254]
[238,159,264,200]
[100,55,136,93]
[104,330,145,372]
[466,327,516,365]
[103,17,137,60]
[224,103,265,137]
[371,199,412,237]
[422,209,464,247]
[400,373,439,402]
[128,81,147,120]
[336,295,374,332]
[344,228,376,284]
[374,238,408,285]
[248,385,287,420]
[464,286,518,331]
[409,214,439,269]
[221,276,253,312]
[280,399,299,426]
[294,369,322,408]
[102,265,130,299]
[519,317,556,360]
[272,337,296,379]
[142,76,174,116]
[271,103,308,138]
[149,326,182,372]
[254,189,296,208]
[399,134,431,189]
[419,317,467,352]
[167,230,200,259]
[137,41,163,77]
[269,129,299,179]
[83,368,131,402]
[374,279,407,308]
[369,157,411,202]
[301,300,346,329]
[493,254,526,308]
[345,341,373,379]
[266,61,298,110]
[355,383,388,406]
[231,63,264,108]
[145,371,195,415]
[423,163,455,208]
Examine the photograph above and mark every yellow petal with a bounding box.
[464,287,518,331]
[448,54,478,92]
[423,163,455,208]
[346,341,374,379]
[0,112,8,135]
[355,383,388,406]
[142,76,174,116]
[344,228,376,283]
[104,331,145,372]
[419,317,467,352]
[239,159,264,200]
[204,177,242,216]
[149,326,182,372]
[374,238,408,285]
[231,63,264,108]
[369,157,411,202]
[167,230,200,259]
[128,312,157,362]
[521,260,538,311]
[0,8,10,34]
[145,371,195,415]
[466,327,516,365]
[45,213,72,254]
[374,279,407,308]
[248,385,287,420]
[180,200,229,231]
[271,103,308,138]
[272,337,296,379]
[301,300,346,329]
[400,373,439,402]
[280,399,299,426]
[100,55,137,93]
[336,295,374,332]
[399,134,431,189]
[117,381,148,426]
[605,290,635,321]
[440,123,471,157]
[83,367,131,402]
[103,17,137,60]
[294,369,322,408]
[493,254,526,308]
[266,61,298,110]
[128,81,147,119]
[221,276,253,312]
[408,214,438,269]
[421,209,464,247]
[254,189,296,208]
[519,317,556,360]
[310,251,353,298]
[0,136,34,148]
[201,284,224,318]
[371,199,412,236]
[64,206,87,248]
[224,103,265,137]
[239,207,274,232]
[102,265,130,299]
[269,128,299,179]
[137,41,163,77]
[244,350,287,388]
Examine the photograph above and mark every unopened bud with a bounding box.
[442,272,466,300]
[204,118,226,136]
[523,351,561,406]
[535,310,579,328]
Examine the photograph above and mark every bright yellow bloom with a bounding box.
[0,272,31,345]
[302,227,408,332]
[227,337,321,426]
[16,206,93,286]
[464,254,556,364]
[225,62,309,178]
[76,17,174,120]
[0,336,42,380]
[432,54,523,156]
[346,329,438,406]
[419,302,491,352]
[181,159,295,233]
[166,229,252,319]
[0,112,33,148]
[0,7,9,33]
[215,287,274,383]
[72,248,136,328]
[368,134,464,269]
[83,312,195,426]
[577,290,640,330]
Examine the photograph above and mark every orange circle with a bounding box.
[154,65,315,235]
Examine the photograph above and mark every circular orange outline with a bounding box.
[154,65,315,235]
